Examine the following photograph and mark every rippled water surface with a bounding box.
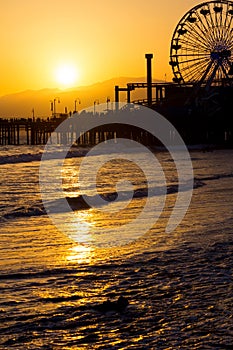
[0,146,233,349]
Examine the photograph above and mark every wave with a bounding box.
[0,148,89,165]
[2,173,231,221]
[0,152,43,164]
[0,267,80,281]
[1,180,201,222]
[1,204,46,220]
[194,173,233,181]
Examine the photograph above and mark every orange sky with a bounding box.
[1,0,204,96]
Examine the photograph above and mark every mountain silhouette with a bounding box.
[0,77,163,118]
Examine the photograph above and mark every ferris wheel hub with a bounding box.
[211,47,231,59]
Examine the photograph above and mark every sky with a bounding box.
[1,0,205,96]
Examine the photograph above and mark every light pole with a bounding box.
[74,98,81,113]
[53,97,60,117]
[50,100,53,117]
[32,108,35,121]
[50,98,60,118]
[106,96,110,110]
[94,99,99,115]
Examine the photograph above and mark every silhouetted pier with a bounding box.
[0,112,161,147]
[1,52,233,148]
[0,116,65,145]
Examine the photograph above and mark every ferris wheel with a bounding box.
[169,0,233,87]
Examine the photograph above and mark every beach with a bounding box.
[0,146,233,349]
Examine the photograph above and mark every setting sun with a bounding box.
[54,63,79,88]
[0,0,202,97]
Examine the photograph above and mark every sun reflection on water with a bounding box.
[64,210,96,263]
[66,244,94,264]
[61,210,96,245]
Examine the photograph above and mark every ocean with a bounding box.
[0,145,233,349]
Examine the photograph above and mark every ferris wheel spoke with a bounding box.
[177,55,210,66]
[226,10,233,28]
[182,57,210,73]
[180,59,210,79]
[223,3,230,27]
[218,26,227,42]
[185,20,210,45]
[174,51,209,56]
[179,41,209,54]
[181,66,206,82]
[221,23,233,45]
[191,11,216,45]
[187,30,212,50]
[172,54,210,61]
[216,21,224,41]
[182,69,201,82]
[220,14,226,41]
[197,11,217,45]
[181,56,214,83]
[213,8,222,34]
[212,16,222,42]
[200,9,213,30]
[178,35,210,52]
[216,12,223,27]
[209,4,224,43]
[215,6,227,42]
[194,9,212,35]
[207,3,216,31]
[182,63,207,82]
[173,54,211,69]
[223,33,232,48]
[220,29,231,46]
[184,21,213,48]
[186,34,211,51]
[226,39,233,51]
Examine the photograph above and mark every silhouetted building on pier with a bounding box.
[114,53,233,147]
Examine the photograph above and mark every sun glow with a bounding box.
[54,63,79,88]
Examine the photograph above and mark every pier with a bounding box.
[0,111,161,147]
[1,51,233,147]
[0,116,65,146]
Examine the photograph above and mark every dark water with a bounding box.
[0,146,233,349]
